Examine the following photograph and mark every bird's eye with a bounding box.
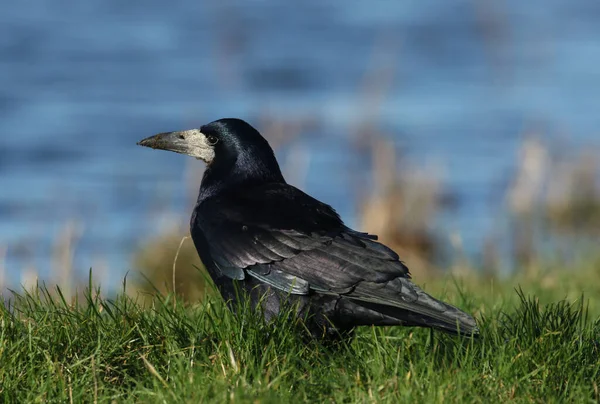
[206,135,218,146]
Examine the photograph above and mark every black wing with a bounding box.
[195,182,409,285]
[195,183,475,330]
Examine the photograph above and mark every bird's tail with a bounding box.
[341,278,478,336]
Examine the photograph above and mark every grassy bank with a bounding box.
[1,262,599,403]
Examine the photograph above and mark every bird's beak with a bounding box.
[137,129,216,163]
[137,131,188,153]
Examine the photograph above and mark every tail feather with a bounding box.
[344,277,478,336]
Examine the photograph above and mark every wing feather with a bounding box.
[192,182,476,334]
[196,183,439,315]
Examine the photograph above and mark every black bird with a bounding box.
[138,118,477,338]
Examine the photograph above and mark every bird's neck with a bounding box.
[197,149,285,202]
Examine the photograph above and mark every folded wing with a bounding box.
[195,183,477,334]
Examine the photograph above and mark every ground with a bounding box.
[1,259,599,403]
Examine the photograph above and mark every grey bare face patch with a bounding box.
[137,129,216,164]
[175,129,216,163]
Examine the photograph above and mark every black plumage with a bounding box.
[138,118,478,338]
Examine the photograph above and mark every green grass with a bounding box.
[1,270,599,403]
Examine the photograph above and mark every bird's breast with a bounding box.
[189,207,213,267]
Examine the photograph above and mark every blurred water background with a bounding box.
[1,0,599,294]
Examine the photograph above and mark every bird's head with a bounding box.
[138,118,285,188]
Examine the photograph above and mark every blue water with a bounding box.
[1,0,599,288]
